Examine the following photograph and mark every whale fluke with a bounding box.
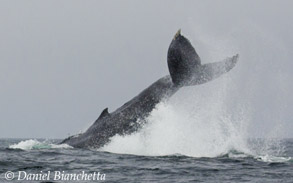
[168,30,201,85]
[167,30,238,86]
[186,54,238,86]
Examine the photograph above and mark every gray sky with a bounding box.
[0,0,292,139]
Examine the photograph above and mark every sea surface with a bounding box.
[0,138,292,183]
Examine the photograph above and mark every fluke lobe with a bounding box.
[61,30,239,148]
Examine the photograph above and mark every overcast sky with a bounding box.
[0,0,292,139]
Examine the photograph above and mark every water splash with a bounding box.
[102,77,291,162]
[102,76,251,157]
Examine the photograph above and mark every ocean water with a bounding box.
[0,138,292,183]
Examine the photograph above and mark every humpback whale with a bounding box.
[61,30,239,148]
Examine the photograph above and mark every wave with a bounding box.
[9,139,72,150]
[255,155,292,163]
[220,150,292,163]
[7,140,292,163]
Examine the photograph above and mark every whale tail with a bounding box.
[167,29,238,86]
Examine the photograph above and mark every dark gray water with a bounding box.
[0,138,292,183]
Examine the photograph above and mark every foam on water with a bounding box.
[9,139,72,150]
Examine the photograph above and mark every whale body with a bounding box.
[61,30,239,148]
